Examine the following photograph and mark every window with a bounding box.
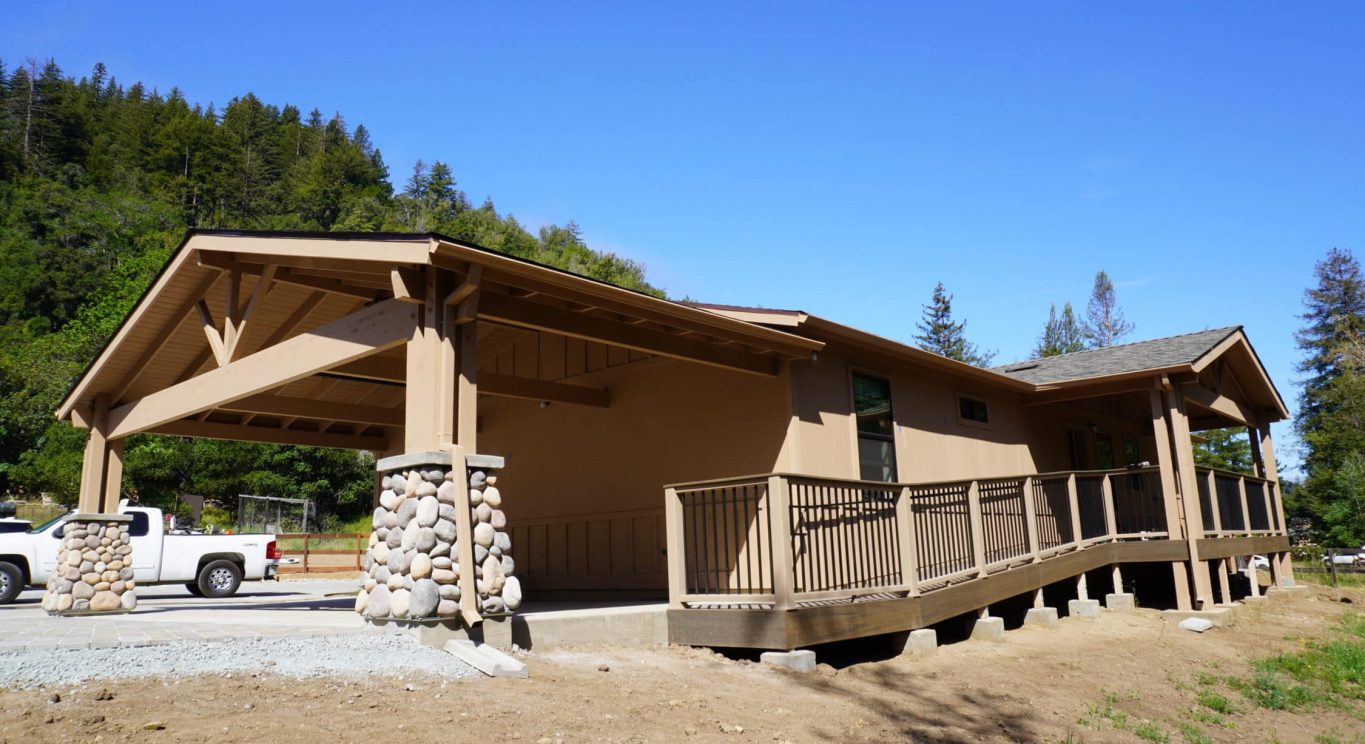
[1095,432,1116,469]
[1066,429,1088,470]
[128,511,150,537]
[853,373,898,482]
[957,395,989,425]
[1123,438,1141,466]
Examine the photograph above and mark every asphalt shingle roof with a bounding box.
[992,327,1241,385]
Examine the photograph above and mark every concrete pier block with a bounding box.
[1160,607,1236,628]
[1104,593,1135,610]
[971,616,1005,641]
[760,649,817,673]
[900,628,938,656]
[1068,599,1102,618]
[1023,607,1059,627]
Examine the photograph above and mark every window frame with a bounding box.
[955,392,990,429]
[848,368,899,483]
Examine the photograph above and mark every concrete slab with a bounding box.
[760,649,816,673]
[898,628,938,656]
[1160,607,1236,627]
[1024,607,1059,627]
[395,601,668,651]
[444,639,528,678]
[1068,599,1101,618]
[1179,617,1214,633]
[971,616,1005,641]
[1104,593,1135,610]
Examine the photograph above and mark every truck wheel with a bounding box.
[196,560,242,599]
[184,582,203,597]
[0,561,22,605]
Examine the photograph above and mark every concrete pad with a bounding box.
[405,601,667,651]
[900,628,938,656]
[1160,607,1236,627]
[1104,593,1135,610]
[760,649,816,673]
[444,639,528,678]
[971,616,1005,641]
[1068,599,1101,618]
[1179,617,1214,633]
[1023,607,1059,627]
[1240,595,1268,604]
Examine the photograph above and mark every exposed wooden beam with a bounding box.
[478,293,778,376]
[1024,379,1156,407]
[228,264,276,361]
[445,265,483,307]
[196,300,228,366]
[480,372,609,408]
[197,252,382,300]
[326,357,609,408]
[111,271,221,403]
[217,393,403,427]
[149,419,389,451]
[1183,382,1258,427]
[191,233,431,265]
[391,267,424,303]
[107,299,418,439]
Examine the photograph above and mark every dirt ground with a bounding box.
[1,583,1361,744]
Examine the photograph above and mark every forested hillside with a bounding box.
[0,58,659,525]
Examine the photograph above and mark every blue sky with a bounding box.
[7,2,1364,472]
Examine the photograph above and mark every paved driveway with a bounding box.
[0,578,369,651]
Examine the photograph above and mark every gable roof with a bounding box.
[991,327,1242,385]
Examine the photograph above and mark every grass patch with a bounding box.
[1079,691,1168,742]
[1176,722,1213,744]
[1227,613,1365,711]
[1186,707,1230,728]
[1195,689,1236,715]
[1296,569,1365,589]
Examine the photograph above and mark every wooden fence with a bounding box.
[274,533,367,573]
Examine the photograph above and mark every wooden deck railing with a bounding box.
[1193,466,1279,537]
[665,464,1281,610]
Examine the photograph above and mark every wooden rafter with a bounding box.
[107,299,418,439]
[150,419,389,450]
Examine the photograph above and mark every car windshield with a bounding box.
[29,513,71,534]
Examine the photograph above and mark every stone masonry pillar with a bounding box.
[42,513,137,615]
[356,451,518,622]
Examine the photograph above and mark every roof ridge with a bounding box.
[995,325,1242,369]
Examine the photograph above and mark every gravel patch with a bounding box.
[0,634,479,688]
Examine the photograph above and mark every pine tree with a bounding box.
[1294,248,1365,544]
[1034,302,1087,358]
[914,282,995,366]
[1082,270,1135,348]
[1192,428,1254,473]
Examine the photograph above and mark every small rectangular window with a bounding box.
[1123,438,1141,466]
[957,395,989,425]
[852,373,897,482]
[1095,433,1115,469]
[128,512,150,537]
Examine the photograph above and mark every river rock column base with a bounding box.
[41,513,137,615]
[358,452,517,623]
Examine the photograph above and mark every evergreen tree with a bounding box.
[1082,270,1135,348]
[1033,302,1087,358]
[1192,428,1254,473]
[914,282,995,366]
[1293,248,1365,544]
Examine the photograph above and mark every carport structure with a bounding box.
[53,230,822,619]
[59,230,822,501]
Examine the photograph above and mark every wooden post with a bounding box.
[1207,469,1222,534]
[457,321,478,450]
[1246,556,1261,597]
[448,444,481,626]
[1237,476,1251,536]
[665,487,686,608]
[1112,564,1124,595]
[100,438,125,513]
[1216,558,1231,605]
[1149,387,1193,611]
[303,534,311,573]
[404,270,444,452]
[77,394,115,514]
[768,475,795,611]
[1101,474,1118,539]
[1021,476,1041,562]
[967,479,986,576]
[1168,387,1215,609]
[896,486,919,595]
[1066,474,1082,548]
[1077,572,1089,601]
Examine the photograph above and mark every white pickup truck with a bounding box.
[0,503,280,604]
